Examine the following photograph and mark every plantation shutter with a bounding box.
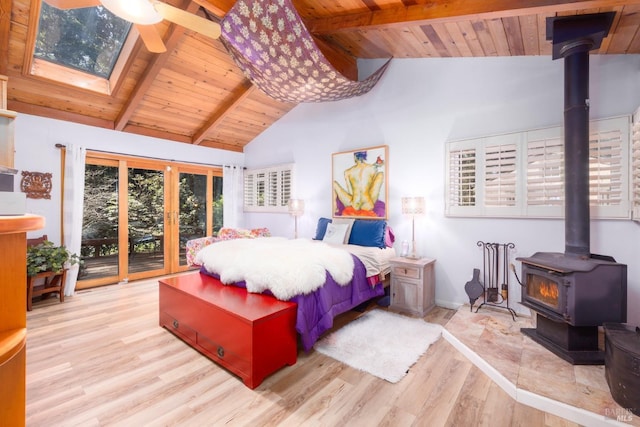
[256,172,266,207]
[588,116,629,218]
[280,169,292,208]
[445,115,629,218]
[589,130,622,206]
[526,127,564,216]
[484,142,517,207]
[243,163,294,212]
[267,171,278,207]
[243,172,255,208]
[446,144,477,215]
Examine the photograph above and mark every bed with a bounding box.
[193,218,396,351]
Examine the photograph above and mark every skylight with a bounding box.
[35,2,132,79]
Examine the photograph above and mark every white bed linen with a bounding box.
[194,237,356,300]
[326,242,396,277]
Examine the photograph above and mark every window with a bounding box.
[484,135,518,209]
[31,2,135,94]
[244,164,294,213]
[36,3,131,78]
[445,116,631,219]
[526,127,564,216]
[447,146,476,210]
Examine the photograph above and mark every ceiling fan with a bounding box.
[43,0,221,53]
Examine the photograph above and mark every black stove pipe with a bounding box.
[563,47,591,258]
[548,12,616,258]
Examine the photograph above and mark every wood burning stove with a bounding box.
[519,252,627,364]
[520,252,627,327]
[518,12,628,365]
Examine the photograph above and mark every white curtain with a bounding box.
[223,165,244,228]
[62,144,86,296]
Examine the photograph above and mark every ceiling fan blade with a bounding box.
[135,24,167,53]
[43,0,101,9]
[153,1,221,39]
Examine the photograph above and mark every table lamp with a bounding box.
[401,196,425,259]
[288,199,305,239]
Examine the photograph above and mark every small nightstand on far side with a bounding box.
[389,257,436,317]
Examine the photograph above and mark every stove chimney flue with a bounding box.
[546,12,616,258]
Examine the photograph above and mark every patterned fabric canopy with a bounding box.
[220,0,390,103]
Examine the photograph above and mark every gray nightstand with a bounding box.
[389,257,436,317]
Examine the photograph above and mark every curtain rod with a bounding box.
[54,144,244,169]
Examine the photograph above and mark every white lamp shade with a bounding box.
[101,0,163,25]
[288,199,305,216]
[401,196,425,215]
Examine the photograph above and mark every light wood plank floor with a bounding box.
[26,274,579,426]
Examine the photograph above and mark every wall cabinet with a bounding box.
[0,75,16,170]
[0,110,16,170]
[390,257,436,317]
[0,215,45,427]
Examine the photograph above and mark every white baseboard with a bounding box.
[435,299,463,310]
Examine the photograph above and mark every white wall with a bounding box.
[13,114,244,244]
[243,55,640,325]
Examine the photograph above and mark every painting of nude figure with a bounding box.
[332,145,388,219]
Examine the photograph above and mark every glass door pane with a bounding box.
[212,175,223,235]
[178,172,207,266]
[128,167,165,275]
[80,164,119,281]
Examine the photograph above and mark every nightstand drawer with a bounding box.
[392,265,422,279]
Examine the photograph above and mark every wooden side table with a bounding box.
[389,257,436,317]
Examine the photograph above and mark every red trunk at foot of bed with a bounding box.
[159,273,297,389]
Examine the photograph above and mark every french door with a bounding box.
[78,153,222,289]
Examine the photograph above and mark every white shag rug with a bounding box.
[314,309,443,383]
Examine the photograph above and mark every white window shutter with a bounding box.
[484,141,517,207]
[445,139,478,216]
[243,172,255,208]
[526,126,564,217]
[445,115,630,219]
[243,164,294,213]
[589,116,629,218]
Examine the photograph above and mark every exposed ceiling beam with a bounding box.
[192,82,256,145]
[114,0,199,131]
[8,100,114,129]
[192,0,235,17]
[307,0,640,33]
[122,123,240,152]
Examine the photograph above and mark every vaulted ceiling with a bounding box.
[3,0,640,153]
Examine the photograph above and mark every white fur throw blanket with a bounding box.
[194,237,355,300]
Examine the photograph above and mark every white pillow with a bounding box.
[322,223,349,245]
[332,218,354,244]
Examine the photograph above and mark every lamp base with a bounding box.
[404,239,420,260]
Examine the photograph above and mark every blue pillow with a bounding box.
[348,219,386,248]
[314,217,332,240]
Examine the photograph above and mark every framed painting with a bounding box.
[332,145,388,219]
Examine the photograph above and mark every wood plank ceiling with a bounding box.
[3,0,640,153]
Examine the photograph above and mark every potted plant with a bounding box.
[27,240,80,277]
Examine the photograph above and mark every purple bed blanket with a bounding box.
[200,254,384,351]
